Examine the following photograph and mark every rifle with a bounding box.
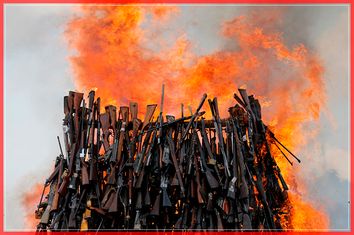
[68,194,79,229]
[141,104,158,133]
[127,103,138,213]
[133,104,157,174]
[36,151,62,221]
[248,94,290,193]
[40,181,57,225]
[161,175,172,207]
[232,118,249,200]
[157,84,165,171]
[85,91,95,150]
[105,105,117,135]
[100,113,111,152]
[180,93,207,143]
[200,118,222,185]
[106,127,119,185]
[84,91,95,174]
[267,128,301,163]
[197,120,219,189]
[229,113,254,230]
[58,143,77,196]
[235,90,301,164]
[208,97,231,178]
[117,106,129,164]
[134,127,153,177]
[226,121,236,200]
[73,92,84,143]
[129,102,139,155]
[108,175,124,213]
[166,136,185,197]
[65,91,75,148]
[62,96,71,166]
[78,101,89,186]
[192,131,205,204]
[51,137,65,212]
[142,112,205,134]
[89,98,98,181]
[105,106,126,185]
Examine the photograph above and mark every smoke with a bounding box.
[4,5,75,231]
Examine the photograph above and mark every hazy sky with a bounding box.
[4,4,349,231]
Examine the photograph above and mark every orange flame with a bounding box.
[22,182,46,229]
[65,6,329,230]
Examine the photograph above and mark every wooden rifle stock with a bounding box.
[101,188,115,210]
[105,105,117,132]
[81,160,89,185]
[141,104,157,131]
[150,193,160,216]
[51,158,63,212]
[130,102,140,138]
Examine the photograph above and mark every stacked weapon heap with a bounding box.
[35,87,301,231]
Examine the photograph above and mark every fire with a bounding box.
[63,6,329,230]
[289,193,329,230]
[22,182,47,229]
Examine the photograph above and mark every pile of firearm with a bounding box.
[35,86,301,231]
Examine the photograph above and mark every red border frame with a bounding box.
[0,1,351,235]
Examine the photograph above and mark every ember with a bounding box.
[35,87,300,231]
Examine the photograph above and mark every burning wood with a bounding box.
[35,87,300,231]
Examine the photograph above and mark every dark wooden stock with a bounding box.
[108,191,119,213]
[51,159,63,212]
[130,102,138,121]
[150,193,160,216]
[88,90,95,110]
[81,160,89,185]
[105,105,117,132]
[64,96,69,116]
[107,164,116,185]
